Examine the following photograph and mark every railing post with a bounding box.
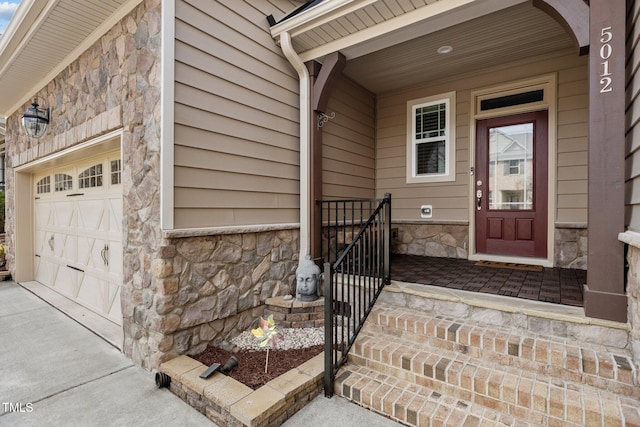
[323,261,333,397]
[383,193,391,284]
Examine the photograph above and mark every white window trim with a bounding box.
[406,91,456,183]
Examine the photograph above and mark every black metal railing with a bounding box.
[321,194,391,397]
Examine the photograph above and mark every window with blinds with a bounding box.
[415,102,446,174]
[407,92,456,183]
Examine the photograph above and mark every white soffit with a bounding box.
[0,0,142,116]
[270,0,528,62]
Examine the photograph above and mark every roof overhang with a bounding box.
[270,0,528,63]
[0,0,142,117]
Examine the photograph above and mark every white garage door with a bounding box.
[33,151,123,325]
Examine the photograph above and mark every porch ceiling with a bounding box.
[344,2,575,93]
[0,0,140,117]
[271,0,576,94]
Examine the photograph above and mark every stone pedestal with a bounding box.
[620,231,640,373]
[264,296,324,328]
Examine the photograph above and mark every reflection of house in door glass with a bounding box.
[488,123,534,210]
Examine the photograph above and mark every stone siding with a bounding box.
[554,226,588,269]
[393,222,588,269]
[622,232,640,373]
[133,230,299,367]
[392,223,469,259]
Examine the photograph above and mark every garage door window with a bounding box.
[110,160,121,185]
[79,164,103,188]
[55,173,73,192]
[37,176,51,194]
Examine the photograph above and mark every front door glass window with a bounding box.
[488,123,533,210]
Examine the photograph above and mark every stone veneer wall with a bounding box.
[392,223,469,259]
[620,231,640,373]
[146,231,299,364]
[554,225,588,269]
[393,222,588,269]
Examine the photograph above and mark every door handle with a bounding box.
[476,189,482,210]
[101,244,109,267]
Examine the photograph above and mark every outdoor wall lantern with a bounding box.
[21,98,50,138]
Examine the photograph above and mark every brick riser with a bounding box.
[334,302,640,426]
[361,304,639,399]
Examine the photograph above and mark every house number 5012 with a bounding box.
[600,27,613,93]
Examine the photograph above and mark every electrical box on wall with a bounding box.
[420,205,432,218]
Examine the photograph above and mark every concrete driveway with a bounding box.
[0,281,212,426]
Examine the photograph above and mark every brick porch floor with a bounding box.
[391,255,586,307]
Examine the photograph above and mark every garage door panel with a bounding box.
[77,200,107,232]
[34,230,47,255]
[34,256,42,283]
[77,236,96,269]
[108,198,122,233]
[58,233,77,264]
[77,275,104,314]
[108,240,123,276]
[34,256,55,287]
[104,281,121,320]
[51,233,63,258]
[76,276,122,324]
[50,266,79,298]
[108,285,122,321]
[34,203,52,227]
[54,201,77,228]
[77,236,112,272]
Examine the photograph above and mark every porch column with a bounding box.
[584,0,627,322]
[307,53,346,263]
[308,60,323,264]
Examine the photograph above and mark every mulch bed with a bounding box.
[190,345,323,390]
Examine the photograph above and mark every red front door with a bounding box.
[475,111,548,258]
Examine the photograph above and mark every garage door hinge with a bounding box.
[67,265,85,273]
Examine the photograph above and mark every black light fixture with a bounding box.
[21,98,50,138]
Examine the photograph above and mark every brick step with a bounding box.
[380,282,631,351]
[335,363,640,427]
[335,364,539,427]
[362,302,639,398]
[344,328,640,426]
